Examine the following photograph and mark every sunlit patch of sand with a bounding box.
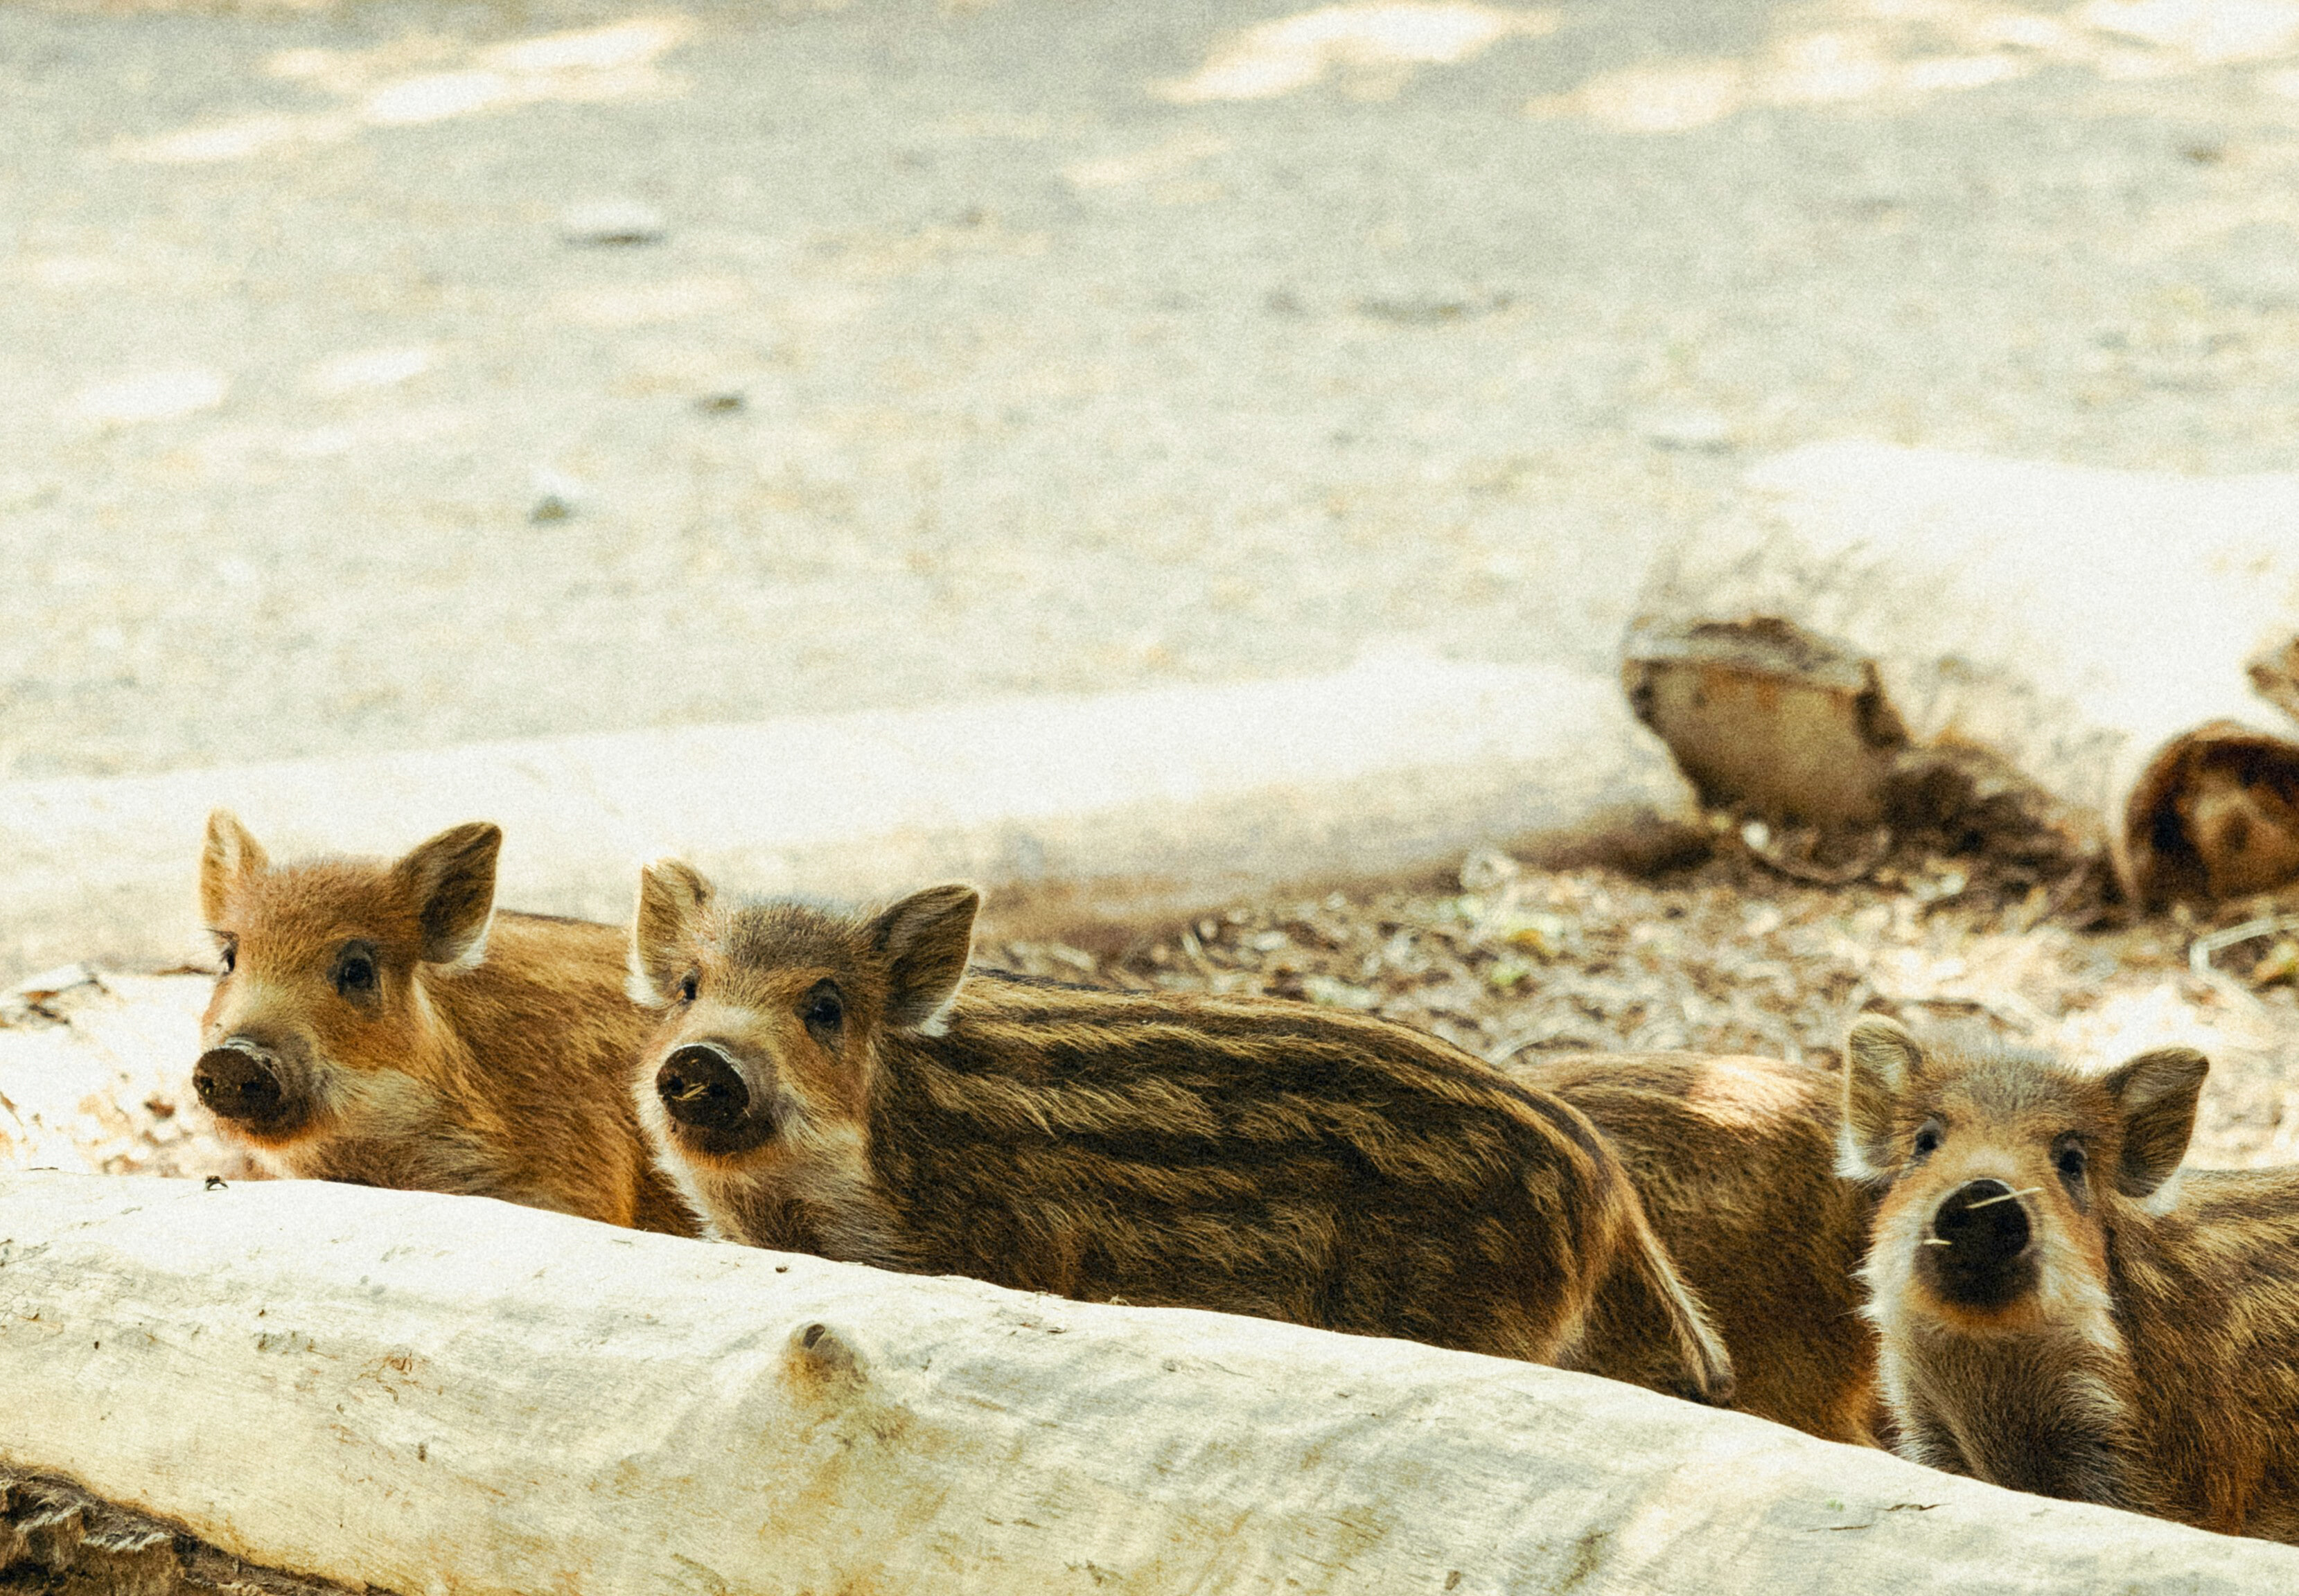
[1157,3,1558,103]
[1531,0,2299,132]
[67,369,230,425]
[116,16,692,164]
[2078,0,2299,63]
[305,347,437,395]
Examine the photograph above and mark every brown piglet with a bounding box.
[624,864,1735,1404]
[193,810,694,1234]
[1843,1015,2299,1539]
[1509,1050,1881,1444]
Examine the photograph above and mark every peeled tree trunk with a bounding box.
[0,655,1700,984]
[1626,443,2299,906]
[3,1173,2298,1595]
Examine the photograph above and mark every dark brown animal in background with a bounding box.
[626,863,1735,1405]
[194,810,694,1234]
[1842,1015,2299,1541]
[1508,1050,1880,1445]
[2173,750,2299,902]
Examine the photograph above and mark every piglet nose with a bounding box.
[1934,1178,2033,1266]
[193,1042,287,1126]
[657,1045,751,1130]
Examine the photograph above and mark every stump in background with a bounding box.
[1627,443,2299,907]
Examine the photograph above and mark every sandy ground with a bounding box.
[8,0,2299,781]
[10,824,2298,1182]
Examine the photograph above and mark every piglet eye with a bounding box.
[2056,1142,2088,1182]
[334,947,378,999]
[217,939,236,975]
[678,970,699,1004]
[804,984,844,1037]
[1912,1121,1943,1160]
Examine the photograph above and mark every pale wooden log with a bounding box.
[3,1173,2298,1595]
[0,656,1698,984]
[1628,442,2299,904]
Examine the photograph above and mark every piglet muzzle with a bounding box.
[193,1040,295,1131]
[655,1043,779,1156]
[1926,1177,2038,1310]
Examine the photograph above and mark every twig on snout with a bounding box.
[1963,1185,2043,1209]
[1920,1238,1953,1247]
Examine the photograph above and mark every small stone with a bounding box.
[1459,849,1521,895]
[1641,409,1735,452]
[1499,913,1576,959]
[529,468,585,524]
[558,199,668,247]
[694,391,746,414]
[1741,903,1786,937]
[1300,975,1379,1011]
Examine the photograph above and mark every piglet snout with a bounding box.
[1928,1178,2036,1309]
[193,1043,288,1127]
[657,1045,753,1132]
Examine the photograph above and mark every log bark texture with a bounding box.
[4,1173,2298,1595]
[1627,442,2299,905]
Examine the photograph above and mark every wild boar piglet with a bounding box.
[1511,1050,1880,1444]
[1844,1015,2299,1540]
[193,810,694,1234]
[628,863,1734,1404]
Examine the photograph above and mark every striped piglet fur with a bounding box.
[627,866,1734,1404]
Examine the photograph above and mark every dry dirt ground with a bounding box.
[987,829,2299,1171]
[11,0,2299,785]
[9,818,2299,1180]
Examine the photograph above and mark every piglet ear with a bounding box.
[200,809,269,925]
[871,884,980,1033]
[631,859,715,1007]
[2102,1047,2207,1200]
[392,822,501,968]
[1840,1015,1923,1181]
